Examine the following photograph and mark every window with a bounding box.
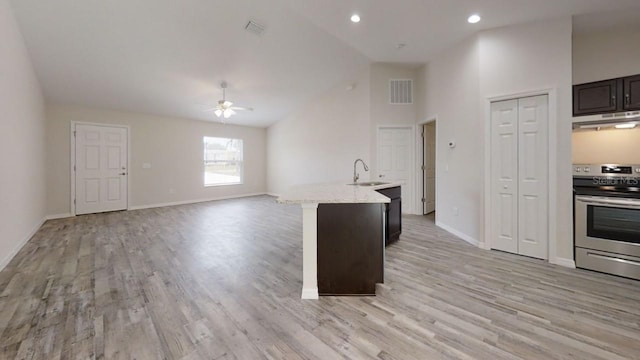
[203,137,243,186]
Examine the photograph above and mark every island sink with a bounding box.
[347,181,390,186]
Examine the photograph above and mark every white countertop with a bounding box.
[277,181,402,204]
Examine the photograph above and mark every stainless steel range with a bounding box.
[573,164,640,280]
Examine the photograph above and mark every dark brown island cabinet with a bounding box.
[376,186,402,246]
[317,203,385,296]
[573,74,640,116]
[316,186,402,296]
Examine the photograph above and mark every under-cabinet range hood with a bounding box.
[573,111,640,130]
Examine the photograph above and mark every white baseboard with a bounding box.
[45,213,73,220]
[0,217,46,272]
[266,193,280,198]
[436,221,479,247]
[301,288,319,300]
[129,192,267,211]
[551,257,576,269]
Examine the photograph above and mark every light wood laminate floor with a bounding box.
[1,196,639,359]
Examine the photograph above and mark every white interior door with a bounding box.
[423,123,436,214]
[491,99,519,254]
[75,124,128,215]
[378,127,413,214]
[490,95,548,260]
[517,95,548,259]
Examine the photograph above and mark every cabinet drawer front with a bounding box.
[376,186,401,199]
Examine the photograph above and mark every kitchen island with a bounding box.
[278,182,402,299]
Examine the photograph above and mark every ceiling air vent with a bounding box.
[245,20,266,36]
[389,79,413,104]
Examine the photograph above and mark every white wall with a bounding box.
[267,68,371,196]
[420,17,574,262]
[418,36,481,242]
[573,29,640,84]
[369,63,420,214]
[479,18,574,261]
[267,64,421,211]
[573,128,640,164]
[46,104,267,215]
[0,0,46,269]
[369,63,420,172]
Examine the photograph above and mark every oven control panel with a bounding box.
[573,164,640,177]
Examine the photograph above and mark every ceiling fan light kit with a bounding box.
[206,82,253,120]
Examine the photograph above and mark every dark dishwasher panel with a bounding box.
[376,186,402,246]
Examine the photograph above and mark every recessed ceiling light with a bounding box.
[351,14,361,23]
[467,14,481,24]
[615,123,637,129]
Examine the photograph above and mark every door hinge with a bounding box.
[73,131,76,137]
[421,131,424,138]
[73,165,76,171]
[421,165,426,171]
[421,198,426,203]
[73,199,76,205]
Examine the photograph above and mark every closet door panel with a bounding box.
[490,99,519,254]
[517,95,549,260]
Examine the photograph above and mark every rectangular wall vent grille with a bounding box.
[389,79,413,104]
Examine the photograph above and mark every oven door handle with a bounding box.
[576,196,640,208]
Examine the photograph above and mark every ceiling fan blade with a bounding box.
[223,100,233,108]
[230,106,254,111]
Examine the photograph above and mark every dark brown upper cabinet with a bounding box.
[573,74,640,116]
[573,79,621,116]
[623,75,640,111]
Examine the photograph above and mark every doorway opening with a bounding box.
[422,121,436,215]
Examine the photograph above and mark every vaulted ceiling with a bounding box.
[9,0,640,127]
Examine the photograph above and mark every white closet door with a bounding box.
[517,95,548,259]
[490,99,519,254]
[490,95,548,260]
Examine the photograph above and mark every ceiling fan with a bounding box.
[205,82,253,119]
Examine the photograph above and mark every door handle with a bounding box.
[119,172,127,176]
[576,196,640,208]
[379,174,385,178]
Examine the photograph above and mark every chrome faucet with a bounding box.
[353,159,369,183]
